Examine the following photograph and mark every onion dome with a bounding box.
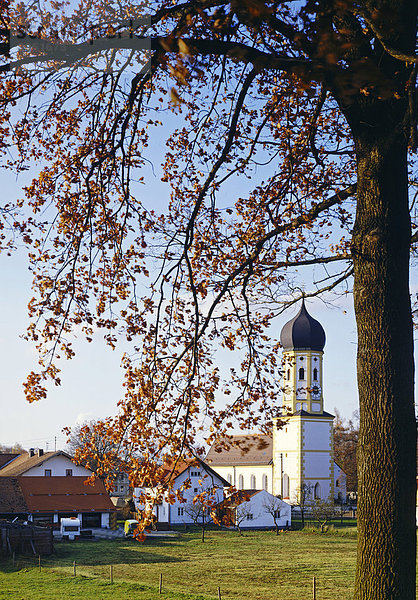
[280,298,326,351]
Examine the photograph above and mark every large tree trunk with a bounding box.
[348,98,416,600]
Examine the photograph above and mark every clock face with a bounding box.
[312,385,321,398]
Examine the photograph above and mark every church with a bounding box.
[206,299,346,504]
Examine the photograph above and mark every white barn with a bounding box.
[221,489,291,530]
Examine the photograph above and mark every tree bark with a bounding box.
[348,98,416,600]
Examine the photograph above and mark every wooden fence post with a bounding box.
[73,560,76,577]
[110,565,113,584]
[313,576,316,600]
[159,573,162,594]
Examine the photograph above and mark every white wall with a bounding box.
[233,491,291,529]
[23,454,90,477]
[211,465,273,494]
[302,420,332,451]
[133,464,226,526]
[101,512,110,528]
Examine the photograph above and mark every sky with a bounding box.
[1,219,418,451]
[0,83,417,453]
[0,238,365,451]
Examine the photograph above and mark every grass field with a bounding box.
[0,526,359,600]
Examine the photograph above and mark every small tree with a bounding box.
[310,499,337,534]
[234,500,254,536]
[293,483,312,528]
[263,496,283,535]
[184,499,209,542]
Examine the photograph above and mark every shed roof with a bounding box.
[18,477,115,513]
[206,435,273,466]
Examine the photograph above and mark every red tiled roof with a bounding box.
[206,435,273,466]
[18,477,115,513]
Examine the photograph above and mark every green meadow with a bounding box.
[0,527,361,600]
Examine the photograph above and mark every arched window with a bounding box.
[287,369,291,380]
[314,482,321,499]
[283,474,289,498]
[298,367,305,380]
[238,475,244,490]
[250,474,256,489]
[227,473,232,484]
[313,368,318,381]
[262,474,268,491]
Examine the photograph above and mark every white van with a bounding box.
[60,517,81,540]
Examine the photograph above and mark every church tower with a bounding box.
[272,299,334,503]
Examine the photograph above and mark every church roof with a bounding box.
[290,410,335,419]
[280,298,326,351]
[206,435,273,466]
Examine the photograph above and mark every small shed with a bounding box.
[0,520,54,556]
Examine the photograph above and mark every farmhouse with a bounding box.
[0,449,116,528]
[134,457,229,527]
[206,299,347,505]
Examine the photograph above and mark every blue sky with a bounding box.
[0,107,416,452]
[0,239,359,450]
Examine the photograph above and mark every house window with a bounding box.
[44,469,52,477]
[298,367,305,380]
[66,469,73,477]
[246,514,254,520]
[274,509,280,518]
[190,471,201,477]
[314,483,321,499]
[194,488,198,493]
[250,475,256,489]
[336,479,340,488]
[178,507,184,516]
[313,368,318,381]
[238,475,244,490]
[262,474,268,491]
[120,486,124,493]
[287,369,290,380]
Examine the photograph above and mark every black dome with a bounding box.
[280,299,326,351]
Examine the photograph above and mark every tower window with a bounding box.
[238,475,244,490]
[250,474,256,489]
[262,474,268,491]
[313,368,318,381]
[314,483,321,499]
[287,369,290,380]
[298,367,305,380]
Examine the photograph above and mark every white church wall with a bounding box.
[302,420,332,451]
[210,465,273,494]
[303,453,332,479]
